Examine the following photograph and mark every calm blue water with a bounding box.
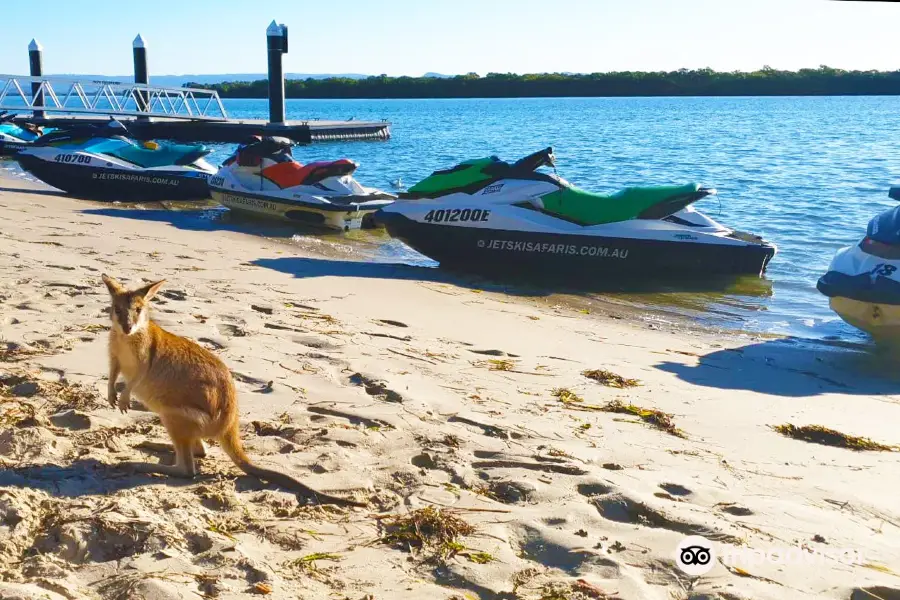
[14,97,900,341]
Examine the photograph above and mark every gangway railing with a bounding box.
[0,75,229,121]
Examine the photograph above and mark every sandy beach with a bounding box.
[1,172,899,600]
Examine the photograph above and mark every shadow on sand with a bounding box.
[82,206,299,237]
[0,457,278,499]
[656,336,900,397]
[0,185,67,198]
[251,255,775,299]
[81,205,774,297]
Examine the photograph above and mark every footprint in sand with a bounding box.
[293,335,339,350]
[250,303,274,315]
[517,524,621,577]
[159,289,188,301]
[348,372,403,403]
[472,456,586,476]
[577,482,616,497]
[411,452,439,470]
[448,415,523,440]
[469,349,521,358]
[658,482,692,496]
[376,319,408,328]
[263,322,302,333]
[306,405,394,430]
[716,503,754,516]
[197,337,227,351]
[216,323,249,337]
[589,492,741,543]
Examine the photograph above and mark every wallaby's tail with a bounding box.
[218,424,366,508]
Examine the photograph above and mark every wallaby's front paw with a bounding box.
[107,392,117,409]
[117,391,130,414]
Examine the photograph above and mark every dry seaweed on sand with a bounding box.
[772,424,897,452]
[601,400,685,438]
[582,369,640,388]
[285,552,343,572]
[44,379,103,410]
[552,388,584,405]
[206,515,248,540]
[0,400,39,427]
[474,358,554,376]
[537,580,621,600]
[380,505,477,560]
[0,371,101,410]
[482,358,517,371]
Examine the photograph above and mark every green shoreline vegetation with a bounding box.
[187,66,900,99]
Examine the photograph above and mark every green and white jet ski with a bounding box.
[374,147,776,277]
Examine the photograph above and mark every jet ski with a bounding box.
[817,197,900,342]
[374,147,776,277]
[208,136,396,231]
[15,117,215,201]
[0,112,50,156]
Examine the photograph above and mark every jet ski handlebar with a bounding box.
[236,135,294,158]
[512,147,556,172]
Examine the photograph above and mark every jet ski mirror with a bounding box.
[105,116,132,138]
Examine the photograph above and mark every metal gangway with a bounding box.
[0,74,229,121]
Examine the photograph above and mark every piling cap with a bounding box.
[267,20,285,36]
[28,39,43,52]
[133,34,146,49]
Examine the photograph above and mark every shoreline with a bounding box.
[1,174,899,599]
[0,161,853,349]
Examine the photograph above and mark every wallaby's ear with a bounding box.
[101,274,123,296]
[137,279,166,302]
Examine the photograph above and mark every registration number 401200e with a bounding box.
[423,208,490,224]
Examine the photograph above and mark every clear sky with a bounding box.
[1,0,898,76]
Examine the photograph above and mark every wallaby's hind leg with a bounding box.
[135,438,196,478]
[136,437,196,478]
[193,439,207,458]
[136,414,199,478]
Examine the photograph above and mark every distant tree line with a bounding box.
[185,67,900,99]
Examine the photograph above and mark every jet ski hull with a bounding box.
[0,139,28,157]
[16,153,212,202]
[378,212,775,276]
[210,186,394,231]
[827,297,900,342]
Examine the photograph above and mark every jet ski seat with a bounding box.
[538,183,710,225]
[867,205,900,246]
[90,139,211,168]
[261,159,358,189]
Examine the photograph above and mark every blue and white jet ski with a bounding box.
[817,193,900,342]
[15,118,215,201]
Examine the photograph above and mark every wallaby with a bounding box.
[101,273,365,508]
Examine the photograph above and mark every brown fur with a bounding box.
[102,273,365,507]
